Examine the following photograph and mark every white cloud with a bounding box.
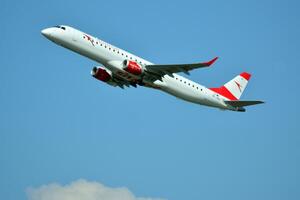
[26,179,166,200]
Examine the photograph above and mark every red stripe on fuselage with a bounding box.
[209,86,238,100]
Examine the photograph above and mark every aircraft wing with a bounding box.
[112,75,138,89]
[145,57,218,77]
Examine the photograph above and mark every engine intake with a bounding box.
[123,60,143,75]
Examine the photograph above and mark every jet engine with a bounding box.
[123,60,143,75]
[91,66,112,82]
[91,66,119,87]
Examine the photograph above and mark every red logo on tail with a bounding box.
[234,81,242,92]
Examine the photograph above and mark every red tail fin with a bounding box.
[209,72,251,100]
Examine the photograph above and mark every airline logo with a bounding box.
[83,34,95,46]
[234,81,242,92]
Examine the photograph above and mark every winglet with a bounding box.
[205,57,219,66]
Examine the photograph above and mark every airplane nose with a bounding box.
[41,28,51,38]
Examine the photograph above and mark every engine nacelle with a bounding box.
[123,60,143,75]
[91,66,112,82]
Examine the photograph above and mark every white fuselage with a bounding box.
[41,25,231,110]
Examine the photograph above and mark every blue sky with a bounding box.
[1,0,299,200]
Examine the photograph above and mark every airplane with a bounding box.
[41,25,264,112]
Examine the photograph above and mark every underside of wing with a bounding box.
[145,57,218,77]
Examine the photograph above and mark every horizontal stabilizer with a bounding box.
[225,100,264,107]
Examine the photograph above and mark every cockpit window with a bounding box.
[53,25,66,30]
